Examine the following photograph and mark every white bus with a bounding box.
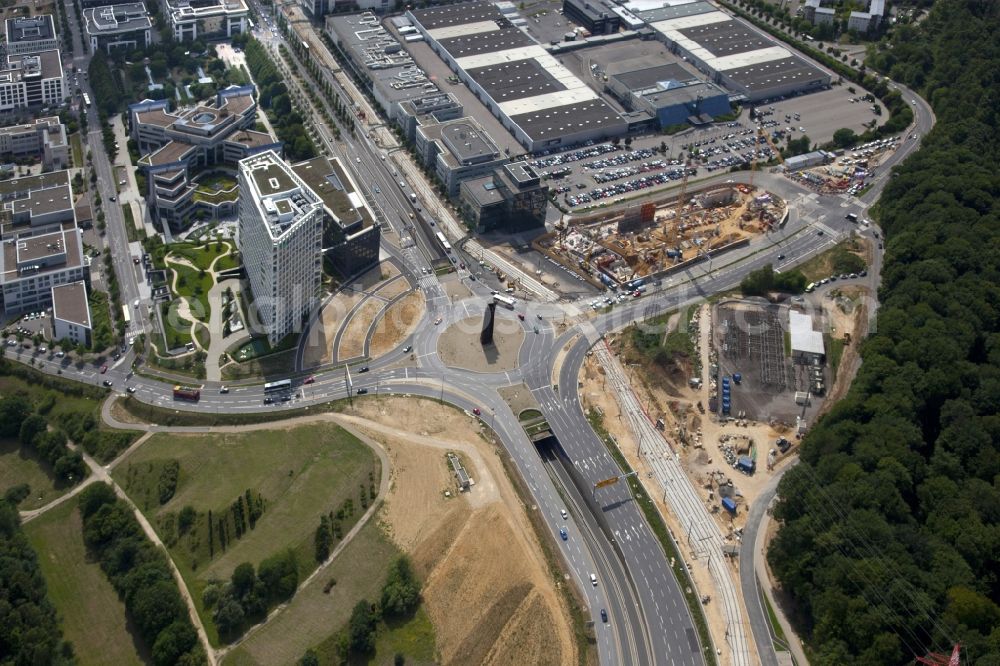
[122,304,131,326]
[493,294,516,309]
[82,93,91,107]
[435,231,452,253]
[263,379,292,393]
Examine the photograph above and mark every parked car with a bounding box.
[100,365,108,374]
[102,380,113,387]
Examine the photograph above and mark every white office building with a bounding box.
[0,50,66,112]
[4,15,58,56]
[83,3,153,53]
[237,150,323,345]
[165,0,248,42]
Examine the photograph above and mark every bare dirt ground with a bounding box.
[302,264,402,367]
[339,300,383,360]
[816,285,869,415]
[343,398,578,666]
[369,291,426,359]
[373,277,410,301]
[497,384,542,417]
[442,278,473,303]
[437,316,525,373]
[302,291,366,367]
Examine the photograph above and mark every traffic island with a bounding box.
[437,316,524,373]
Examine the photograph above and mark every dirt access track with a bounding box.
[344,397,579,666]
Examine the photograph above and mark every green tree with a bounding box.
[315,515,332,562]
[380,556,420,617]
[19,413,48,447]
[348,600,376,654]
[258,550,298,603]
[231,562,255,597]
[299,649,319,666]
[151,620,198,666]
[0,394,31,437]
[832,127,858,148]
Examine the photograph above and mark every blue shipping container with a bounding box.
[721,497,737,514]
[733,373,742,384]
[737,456,755,474]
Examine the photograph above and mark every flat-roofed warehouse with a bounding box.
[639,1,830,102]
[407,0,627,152]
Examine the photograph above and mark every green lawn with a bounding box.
[221,349,299,381]
[195,173,238,191]
[762,590,788,644]
[169,262,212,321]
[121,203,145,243]
[828,335,846,379]
[194,322,211,350]
[193,188,239,205]
[161,299,194,351]
[369,607,437,666]
[87,290,114,352]
[24,500,146,666]
[70,133,84,167]
[224,521,403,666]
[168,241,232,272]
[113,424,380,647]
[0,438,73,510]
[216,252,240,272]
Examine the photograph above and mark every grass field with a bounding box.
[0,374,132,507]
[161,299,194,351]
[24,500,147,666]
[223,521,410,666]
[0,438,73,510]
[168,261,213,321]
[194,322,211,350]
[221,349,298,381]
[113,424,380,646]
[169,242,232,273]
[368,607,437,666]
[70,133,84,167]
[216,252,240,272]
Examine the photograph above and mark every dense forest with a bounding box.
[0,500,75,665]
[769,1,1000,664]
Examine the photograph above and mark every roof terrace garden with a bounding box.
[191,171,238,205]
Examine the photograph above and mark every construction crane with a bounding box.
[916,645,962,666]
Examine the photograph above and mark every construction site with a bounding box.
[535,183,787,289]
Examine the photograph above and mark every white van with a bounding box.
[590,574,598,587]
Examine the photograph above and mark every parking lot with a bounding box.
[532,125,778,208]
[753,86,882,146]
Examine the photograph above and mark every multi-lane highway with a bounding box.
[23,9,937,663]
